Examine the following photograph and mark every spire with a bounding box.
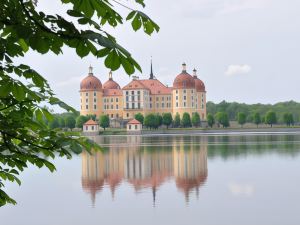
[193,68,197,78]
[109,71,113,80]
[152,186,156,207]
[88,65,93,75]
[182,63,187,72]
[149,56,154,79]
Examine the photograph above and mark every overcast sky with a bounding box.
[19,0,300,110]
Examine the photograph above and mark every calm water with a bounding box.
[1,133,300,225]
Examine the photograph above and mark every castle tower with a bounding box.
[193,68,207,120]
[172,63,197,118]
[79,65,103,117]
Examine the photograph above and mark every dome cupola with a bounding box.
[193,68,206,92]
[103,71,121,89]
[173,63,195,89]
[80,65,102,91]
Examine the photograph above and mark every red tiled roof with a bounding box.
[80,74,102,91]
[103,79,121,90]
[173,72,195,89]
[103,89,122,96]
[84,119,98,125]
[122,80,149,90]
[122,79,172,95]
[127,119,141,125]
[194,76,206,92]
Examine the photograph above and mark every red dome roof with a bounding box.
[103,79,120,89]
[173,72,195,89]
[80,74,102,91]
[194,77,206,92]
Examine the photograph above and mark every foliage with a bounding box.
[181,113,191,128]
[76,115,89,128]
[253,112,261,128]
[162,113,172,128]
[65,116,76,130]
[0,0,158,205]
[207,100,300,123]
[207,113,215,128]
[215,112,230,128]
[155,114,162,128]
[49,117,60,129]
[99,115,109,130]
[237,112,246,128]
[134,113,144,124]
[265,111,277,127]
[144,113,156,129]
[283,113,294,127]
[192,112,201,127]
[173,113,181,128]
[58,117,65,128]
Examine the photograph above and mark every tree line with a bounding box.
[207,100,300,123]
[207,111,295,128]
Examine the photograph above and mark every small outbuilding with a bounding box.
[127,119,142,134]
[83,119,99,135]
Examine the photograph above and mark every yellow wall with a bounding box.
[80,90,103,117]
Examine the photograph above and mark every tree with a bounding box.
[173,113,181,128]
[65,116,76,130]
[181,113,192,128]
[215,112,230,128]
[192,112,201,127]
[265,111,277,127]
[0,0,158,205]
[253,112,261,128]
[134,113,144,125]
[76,115,88,128]
[156,114,163,128]
[207,113,215,128]
[162,113,172,129]
[144,114,156,129]
[99,115,110,130]
[86,114,96,121]
[283,113,294,127]
[49,117,60,129]
[58,117,66,128]
[237,112,246,128]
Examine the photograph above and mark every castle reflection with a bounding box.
[81,135,208,205]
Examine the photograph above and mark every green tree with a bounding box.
[134,113,144,125]
[58,117,65,128]
[0,0,158,205]
[65,116,76,130]
[237,112,246,128]
[253,112,261,128]
[207,113,215,128]
[162,113,172,129]
[86,114,96,121]
[156,114,163,128]
[99,115,110,130]
[181,113,192,128]
[173,113,181,128]
[76,115,88,128]
[283,113,294,127]
[49,117,60,129]
[265,111,277,127]
[144,114,156,129]
[192,112,201,127]
[215,112,230,128]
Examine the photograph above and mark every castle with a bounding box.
[79,62,207,123]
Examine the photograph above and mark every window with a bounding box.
[94,98,96,103]
[111,114,114,118]
[138,95,140,101]
[176,102,178,107]
[135,125,137,130]
[111,105,113,109]
[156,103,159,108]
[127,113,129,118]
[137,91,140,94]
[176,90,178,94]
[86,92,88,96]
[126,96,129,101]
[184,102,186,107]
[150,97,152,101]
[126,103,129,108]
[176,96,178,100]
[116,105,119,109]
[126,91,128,95]
[92,126,94,130]
[131,91,134,95]
[80,99,82,103]
[183,89,186,94]
[162,103,164,108]
[94,92,96,96]
[94,105,97,110]
[162,97,164,101]
[132,103,134,108]
[156,97,159,101]
[116,114,119,118]
[191,90,193,94]
[138,103,141,109]
[116,98,118,102]
[86,105,88,109]
[86,99,88,103]
[111,98,113,102]
[184,96,186,100]
[191,96,194,100]
[131,96,135,101]
[150,103,152,108]
[129,125,131,129]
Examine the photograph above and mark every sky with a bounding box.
[18,0,300,111]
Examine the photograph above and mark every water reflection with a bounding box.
[81,135,208,205]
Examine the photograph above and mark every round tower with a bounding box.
[193,69,207,120]
[172,63,196,118]
[80,65,103,117]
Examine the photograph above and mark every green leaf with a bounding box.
[18,39,29,52]
[105,50,120,70]
[0,83,11,97]
[132,15,142,31]
[67,10,83,17]
[76,42,89,57]
[126,11,136,20]
[12,83,25,101]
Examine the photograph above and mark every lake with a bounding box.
[1,132,300,225]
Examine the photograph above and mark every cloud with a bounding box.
[228,182,255,197]
[225,64,251,76]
